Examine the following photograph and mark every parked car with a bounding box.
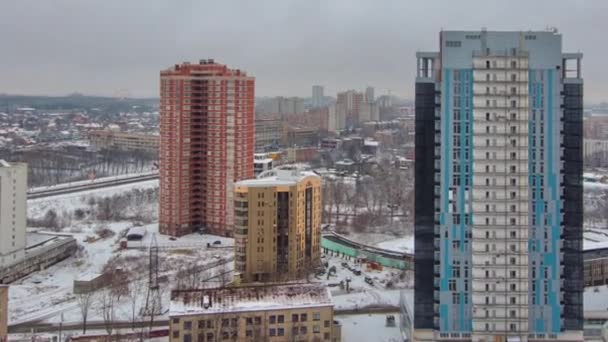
[351,268,362,276]
[213,240,222,245]
[364,276,374,285]
[169,236,177,241]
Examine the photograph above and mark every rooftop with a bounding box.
[237,168,319,187]
[170,282,332,316]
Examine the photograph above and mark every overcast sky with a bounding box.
[0,0,605,102]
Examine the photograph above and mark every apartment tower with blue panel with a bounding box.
[414,30,583,342]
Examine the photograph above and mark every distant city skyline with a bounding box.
[0,1,606,102]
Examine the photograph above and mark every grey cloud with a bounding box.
[0,0,605,102]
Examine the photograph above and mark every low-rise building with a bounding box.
[88,130,159,153]
[0,161,27,268]
[0,285,6,342]
[169,283,340,342]
[284,126,319,147]
[255,118,283,151]
[234,169,322,283]
[253,153,274,176]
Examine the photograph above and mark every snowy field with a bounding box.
[27,179,158,220]
[336,314,403,342]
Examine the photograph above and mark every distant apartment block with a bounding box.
[358,102,379,123]
[414,30,583,341]
[169,283,340,342]
[88,130,159,153]
[0,161,27,268]
[285,108,330,132]
[284,126,319,147]
[583,139,608,158]
[365,86,375,103]
[254,117,283,151]
[159,60,255,237]
[234,169,322,283]
[0,285,6,342]
[336,90,363,127]
[328,104,346,133]
[260,96,305,117]
[312,85,325,108]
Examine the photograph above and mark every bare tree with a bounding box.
[76,291,95,334]
[127,279,145,332]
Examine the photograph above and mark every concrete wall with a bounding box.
[0,237,77,284]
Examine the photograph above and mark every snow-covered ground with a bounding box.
[28,179,158,220]
[318,252,412,312]
[375,236,414,254]
[336,314,403,342]
[29,171,157,193]
[10,221,235,325]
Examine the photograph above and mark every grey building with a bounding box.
[414,30,583,342]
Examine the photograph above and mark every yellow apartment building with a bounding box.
[234,169,322,283]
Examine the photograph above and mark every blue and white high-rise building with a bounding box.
[414,30,583,342]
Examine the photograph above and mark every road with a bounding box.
[27,173,158,199]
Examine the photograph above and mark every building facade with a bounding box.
[254,117,283,151]
[414,30,583,341]
[0,161,27,268]
[88,130,159,153]
[159,60,255,237]
[583,138,608,158]
[253,153,273,176]
[169,283,340,342]
[0,285,6,342]
[336,90,363,127]
[312,85,324,108]
[234,169,322,283]
[365,86,375,104]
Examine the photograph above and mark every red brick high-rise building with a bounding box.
[159,60,255,237]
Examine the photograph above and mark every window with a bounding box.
[173,331,179,339]
[269,329,276,337]
[449,279,456,291]
[324,320,330,328]
[313,312,321,321]
[324,332,330,340]
[221,319,229,327]
[184,334,192,342]
[173,318,180,324]
[198,320,205,329]
[300,326,308,334]
[270,315,276,324]
[254,317,261,325]
[292,327,299,336]
[278,315,284,323]
[246,317,253,325]
[278,328,284,336]
[313,325,320,333]
[292,314,299,322]
[184,321,192,330]
[301,313,308,322]
[206,333,214,341]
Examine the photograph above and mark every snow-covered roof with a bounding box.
[238,169,319,187]
[170,283,333,316]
